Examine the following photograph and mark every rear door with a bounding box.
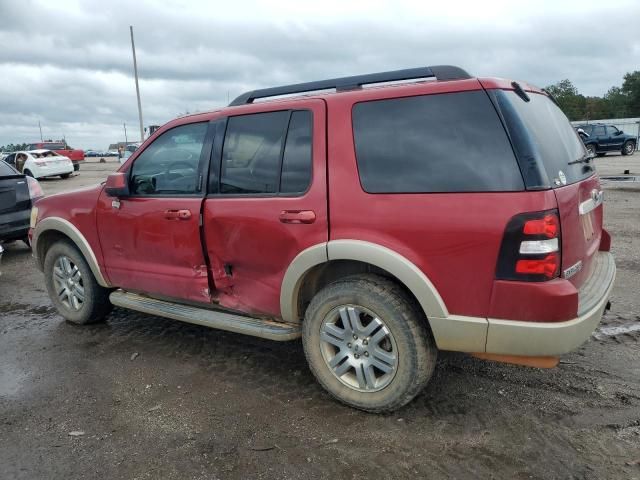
[202,100,327,317]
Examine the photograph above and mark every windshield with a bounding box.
[495,90,593,187]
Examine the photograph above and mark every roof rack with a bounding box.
[229,65,471,106]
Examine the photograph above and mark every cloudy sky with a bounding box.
[1,0,639,150]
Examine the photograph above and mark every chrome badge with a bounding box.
[563,260,583,279]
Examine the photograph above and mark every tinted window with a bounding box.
[592,126,605,136]
[0,160,17,175]
[4,154,16,165]
[130,122,207,195]
[220,111,289,194]
[498,91,593,186]
[281,111,312,193]
[606,126,618,135]
[353,91,523,193]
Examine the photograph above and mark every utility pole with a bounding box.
[130,25,144,142]
[123,122,128,145]
[38,121,43,141]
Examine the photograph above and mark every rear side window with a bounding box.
[352,91,524,193]
[220,110,312,195]
[0,160,17,175]
[592,126,605,136]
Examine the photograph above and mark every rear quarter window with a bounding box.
[0,160,18,176]
[352,91,524,193]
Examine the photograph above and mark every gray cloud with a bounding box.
[1,0,639,149]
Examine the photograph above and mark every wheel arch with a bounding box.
[280,240,449,324]
[33,217,111,287]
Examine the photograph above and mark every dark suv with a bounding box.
[576,123,636,157]
[30,66,616,412]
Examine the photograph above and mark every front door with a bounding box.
[96,120,213,303]
[606,126,624,151]
[203,100,328,317]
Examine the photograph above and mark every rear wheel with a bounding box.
[43,240,112,324]
[302,274,437,412]
[622,140,635,156]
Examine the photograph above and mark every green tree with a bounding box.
[545,79,586,120]
[621,71,640,117]
[603,86,628,118]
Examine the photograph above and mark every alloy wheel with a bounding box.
[319,305,398,392]
[52,255,85,311]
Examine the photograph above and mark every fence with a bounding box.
[571,118,640,145]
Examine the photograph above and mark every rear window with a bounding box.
[352,91,524,193]
[495,91,593,187]
[0,160,17,176]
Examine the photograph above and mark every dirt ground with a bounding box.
[1,155,639,479]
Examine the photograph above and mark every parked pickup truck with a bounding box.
[27,141,84,171]
[30,65,615,412]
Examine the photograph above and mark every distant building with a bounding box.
[108,141,140,151]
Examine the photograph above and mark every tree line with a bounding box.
[545,71,640,121]
[0,143,29,152]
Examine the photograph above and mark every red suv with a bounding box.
[30,66,616,412]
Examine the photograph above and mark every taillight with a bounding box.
[26,176,44,200]
[496,209,561,281]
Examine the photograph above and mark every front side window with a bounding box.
[606,126,619,135]
[219,110,313,195]
[130,122,207,195]
[352,91,524,193]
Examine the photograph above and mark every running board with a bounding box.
[109,290,301,341]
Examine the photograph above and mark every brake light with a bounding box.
[26,176,44,200]
[515,253,560,278]
[523,214,559,238]
[496,209,561,281]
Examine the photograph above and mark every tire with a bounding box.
[23,169,34,178]
[74,164,80,171]
[60,173,71,179]
[585,144,597,156]
[596,153,606,157]
[302,274,437,412]
[43,240,112,324]
[622,140,635,156]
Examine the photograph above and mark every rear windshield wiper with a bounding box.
[567,153,593,165]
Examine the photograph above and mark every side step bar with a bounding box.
[109,290,301,341]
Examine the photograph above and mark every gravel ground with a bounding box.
[1,154,639,479]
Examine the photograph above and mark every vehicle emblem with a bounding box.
[558,171,567,185]
[591,189,601,202]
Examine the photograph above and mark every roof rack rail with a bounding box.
[229,65,471,106]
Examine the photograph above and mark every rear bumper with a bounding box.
[484,252,616,356]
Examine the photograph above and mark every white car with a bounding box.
[3,150,74,179]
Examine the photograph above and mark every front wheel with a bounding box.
[622,140,635,156]
[303,274,437,412]
[43,240,112,324]
[60,173,71,179]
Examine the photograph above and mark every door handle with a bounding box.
[279,210,316,224]
[164,209,192,220]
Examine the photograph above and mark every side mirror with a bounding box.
[615,130,623,136]
[105,172,130,197]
